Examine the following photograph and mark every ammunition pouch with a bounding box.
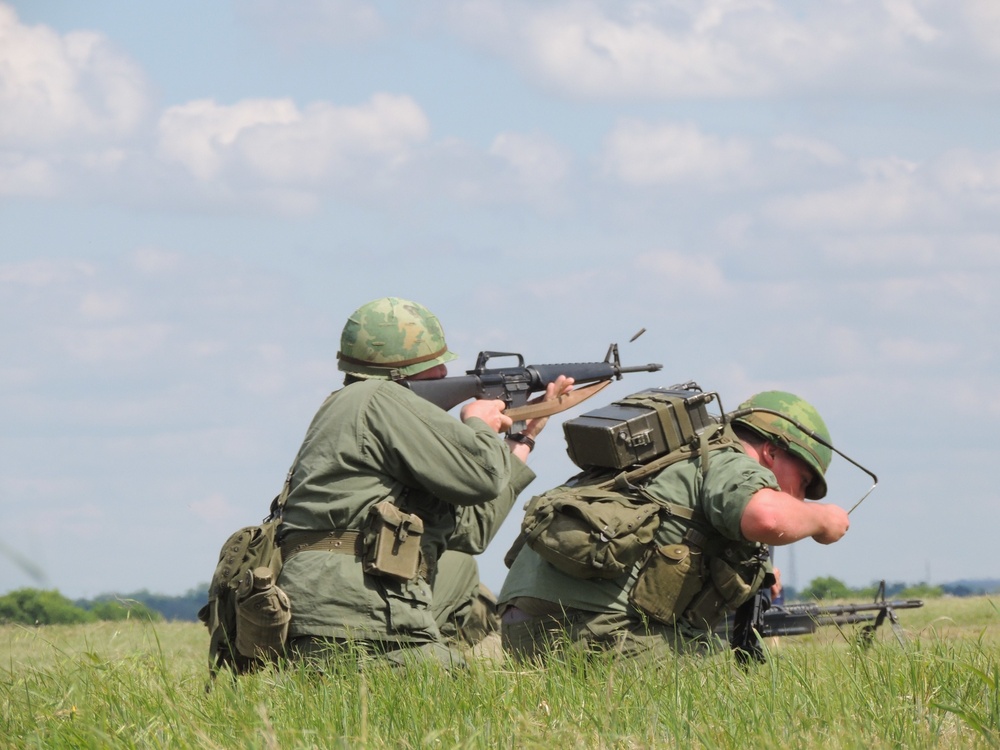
[363,500,425,582]
[682,552,769,630]
[628,543,706,625]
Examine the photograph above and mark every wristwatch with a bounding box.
[508,432,536,451]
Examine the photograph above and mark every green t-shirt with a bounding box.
[499,447,779,614]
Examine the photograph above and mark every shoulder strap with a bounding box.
[596,421,743,522]
[266,469,293,522]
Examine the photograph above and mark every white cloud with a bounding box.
[871,271,996,325]
[521,1,793,97]
[821,234,939,267]
[60,323,173,364]
[764,157,930,230]
[485,131,573,210]
[960,0,1000,58]
[156,94,430,187]
[821,325,867,367]
[0,153,59,196]
[933,149,1000,214]
[764,146,1000,233]
[601,119,751,186]
[189,492,242,524]
[78,291,129,321]
[0,259,97,287]
[0,3,149,197]
[29,502,105,542]
[882,0,940,44]
[489,132,571,188]
[634,250,728,296]
[770,135,846,167]
[130,246,182,275]
[0,3,149,145]
[440,0,997,98]
[523,269,605,300]
[878,336,961,366]
[156,98,299,181]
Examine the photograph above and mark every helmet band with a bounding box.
[337,344,450,369]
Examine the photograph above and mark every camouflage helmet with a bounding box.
[337,297,457,380]
[732,391,833,500]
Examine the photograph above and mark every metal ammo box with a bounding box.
[563,385,717,470]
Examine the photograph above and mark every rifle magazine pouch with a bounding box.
[363,500,424,582]
[682,556,765,630]
[628,544,704,625]
[708,556,763,610]
[234,567,291,660]
[521,488,660,580]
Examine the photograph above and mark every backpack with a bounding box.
[198,479,291,679]
[513,385,741,580]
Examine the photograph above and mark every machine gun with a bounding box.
[758,588,923,645]
[726,581,924,665]
[403,343,662,429]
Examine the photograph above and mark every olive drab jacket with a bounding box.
[277,378,534,645]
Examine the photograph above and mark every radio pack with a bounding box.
[562,384,719,470]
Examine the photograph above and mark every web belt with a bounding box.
[279,529,430,579]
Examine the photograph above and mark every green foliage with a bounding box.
[799,575,853,600]
[0,589,165,625]
[86,598,163,622]
[897,582,945,599]
[0,589,95,625]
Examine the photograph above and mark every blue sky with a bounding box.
[2,0,998,600]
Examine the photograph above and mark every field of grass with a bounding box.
[2,596,998,748]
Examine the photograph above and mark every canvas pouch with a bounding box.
[234,566,291,659]
[628,543,705,624]
[363,500,425,582]
[520,485,661,580]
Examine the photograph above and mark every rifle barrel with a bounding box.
[782,599,923,617]
[618,363,664,375]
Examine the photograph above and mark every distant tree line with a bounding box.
[788,577,947,602]
[103,585,209,621]
[0,585,209,626]
[0,589,164,626]
[1,578,994,626]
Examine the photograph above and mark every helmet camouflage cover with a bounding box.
[337,297,457,380]
[733,391,833,500]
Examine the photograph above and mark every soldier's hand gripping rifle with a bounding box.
[402,342,663,431]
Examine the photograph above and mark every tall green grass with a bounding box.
[2,597,998,748]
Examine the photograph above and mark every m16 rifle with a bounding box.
[403,343,663,430]
[726,580,924,665]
